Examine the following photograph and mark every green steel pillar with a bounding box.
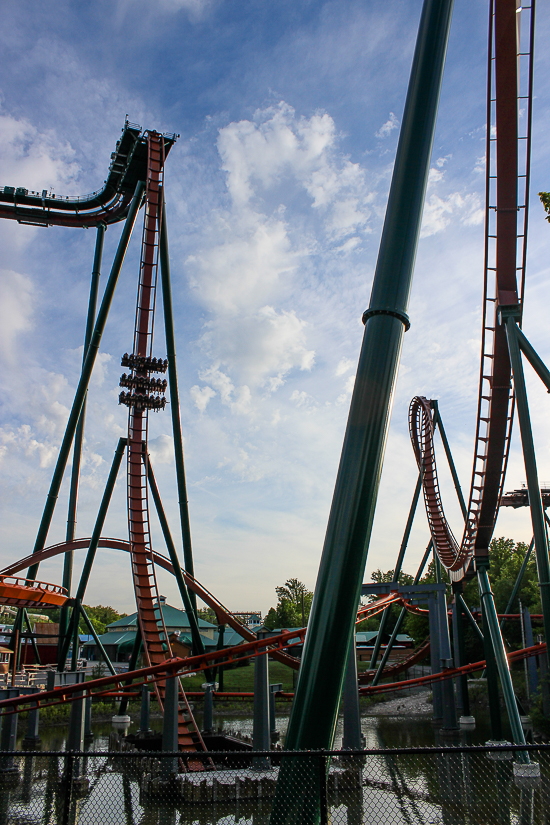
[74,439,127,604]
[159,200,198,617]
[371,540,432,685]
[272,2,454,817]
[504,313,550,647]
[477,565,528,760]
[27,184,144,583]
[501,537,534,630]
[60,224,106,654]
[144,450,205,658]
[369,472,422,668]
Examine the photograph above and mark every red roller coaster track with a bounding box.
[410,0,535,580]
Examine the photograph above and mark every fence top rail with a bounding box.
[8,743,550,759]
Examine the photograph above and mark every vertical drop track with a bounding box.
[124,133,206,766]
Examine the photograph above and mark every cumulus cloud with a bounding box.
[375,112,399,139]
[190,385,216,413]
[148,434,174,465]
[0,111,79,193]
[421,192,484,237]
[335,358,353,376]
[187,213,299,314]
[198,306,315,389]
[216,102,374,235]
[0,270,34,360]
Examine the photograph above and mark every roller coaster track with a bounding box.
[119,132,206,765]
[410,0,535,581]
[0,576,67,608]
[0,537,301,670]
[0,121,176,228]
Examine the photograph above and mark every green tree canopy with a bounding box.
[264,578,313,629]
[539,191,550,222]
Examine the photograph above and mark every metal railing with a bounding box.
[0,743,548,824]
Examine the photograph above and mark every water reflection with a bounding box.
[1,746,548,825]
[3,708,546,825]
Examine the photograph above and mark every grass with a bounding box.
[181,660,296,693]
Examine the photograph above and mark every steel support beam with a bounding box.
[277,0,454,767]
[369,473,422,668]
[342,634,362,750]
[74,438,127,604]
[371,541,432,686]
[159,199,197,617]
[431,401,467,519]
[60,224,106,650]
[27,184,144,582]
[477,566,528,760]
[501,537,535,630]
[144,451,205,659]
[504,314,550,649]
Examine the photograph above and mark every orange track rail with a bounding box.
[409,3,535,581]
[0,576,67,608]
[125,133,205,765]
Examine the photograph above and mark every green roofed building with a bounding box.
[82,596,220,664]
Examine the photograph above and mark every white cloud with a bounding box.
[190,385,216,413]
[148,434,174,465]
[187,213,299,314]
[421,192,484,237]
[375,112,399,139]
[0,270,34,360]
[198,306,315,389]
[0,111,79,193]
[335,358,353,376]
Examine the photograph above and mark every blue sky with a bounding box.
[1,0,550,616]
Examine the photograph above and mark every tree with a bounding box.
[264,579,313,629]
[539,191,550,222]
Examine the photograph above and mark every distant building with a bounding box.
[232,612,263,628]
[82,597,218,664]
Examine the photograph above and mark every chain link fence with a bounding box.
[0,743,548,824]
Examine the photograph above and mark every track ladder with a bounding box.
[465,0,535,567]
[122,132,206,767]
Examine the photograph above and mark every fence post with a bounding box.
[161,675,179,779]
[139,685,152,735]
[319,753,328,825]
[62,752,74,825]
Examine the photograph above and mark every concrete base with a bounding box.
[486,740,513,760]
[21,738,42,750]
[520,715,533,731]
[513,762,540,787]
[439,727,460,739]
[140,764,361,804]
[459,715,476,730]
[0,768,20,789]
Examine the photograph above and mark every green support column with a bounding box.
[504,313,550,647]
[159,200,198,617]
[431,401,467,518]
[478,565,528,760]
[501,537,534,630]
[27,184,144,583]
[280,0,454,758]
[57,438,127,671]
[369,472,422,668]
[75,439,127,603]
[372,541,432,686]
[144,451,206,661]
[60,224,106,652]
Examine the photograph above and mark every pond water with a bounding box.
[5,700,544,825]
[16,697,502,752]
